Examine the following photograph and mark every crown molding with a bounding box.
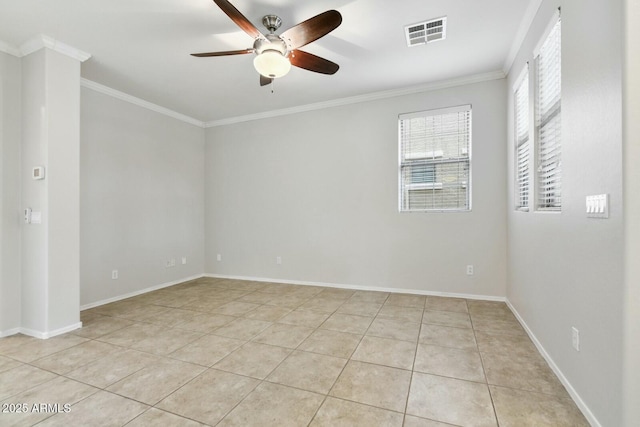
[20,34,91,62]
[204,70,505,128]
[503,0,544,75]
[0,39,21,57]
[81,78,205,128]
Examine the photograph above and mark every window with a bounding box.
[399,105,471,212]
[535,14,562,210]
[514,66,530,210]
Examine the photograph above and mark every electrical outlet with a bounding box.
[182,257,187,265]
[276,256,282,265]
[466,265,474,275]
[572,327,580,351]
[111,270,118,280]
[217,254,222,262]
[164,260,172,268]
[170,258,176,267]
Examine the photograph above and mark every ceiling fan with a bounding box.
[192,0,342,87]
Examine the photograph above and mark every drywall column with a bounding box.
[21,46,87,337]
[622,0,640,424]
[0,51,22,336]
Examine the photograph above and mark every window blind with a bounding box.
[535,16,562,210]
[399,105,471,212]
[514,67,530,210]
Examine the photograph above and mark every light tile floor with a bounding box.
[0,277,590,426]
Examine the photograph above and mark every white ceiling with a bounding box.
[0,0,535,123]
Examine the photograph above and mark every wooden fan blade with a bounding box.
[290,50,339,75]
[281,10,342,50]
[213,0,264,40]
[260,75,273,86]
[191,48,254,57]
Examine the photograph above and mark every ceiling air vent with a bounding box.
[405,17,447,47]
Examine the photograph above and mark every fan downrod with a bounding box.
[262,15,282,33]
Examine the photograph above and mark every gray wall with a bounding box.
[80,88,205,306]
[623,0,640,424]
[205,78,508,298]
[0,50,21,335]
[506,1,624,426]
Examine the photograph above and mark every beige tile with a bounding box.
[298,329,362,358]
[316,288,355,300]
[37,391,148,427]
[72,314,134,339]
[407,373,496,426]
[419,324,477,350]
[0,355,22,373]
[267,350,347,394]
[265,294,312,308]
[66,349,160,388]
[0,334,38,355]
[213,301,261,316]
[321,313,373,334]
[367,317,420,342]
[218,382,324,427]
[0,334,87,363]
[174,312,236,333]
[181,297,228,312]
[422,310,472,329]
[467,300,513,317]
[349,291,390,304]
[120,304,173,322]
[212,318,272,340]
[96,322,164,348]
[169,334,244,366]
[277,309,330,328]
[471,313,525,335]
[140,308,198,327]
[130,328,203,356]
[252,323,314,349]
[0,376,97,426]
[0,365,57,400]
[214,342,291,379]
[238,291,276,304]
[475,330,538,357]
[337,301,382,317]
[157,369,259,425]
[106,358,205,405]
[299,297,345,313]
[377,305,424,322]
[414,344,485,382]
[330,360,412,412]
[385,294,426,308]
[31,340,119,375]
[127,408,205,427]
[91,300,146,318]
[481,351,567,396]
[490,386,589,427]
[425,296,468,313]
[243,305,292,321]
[352,336,417,370]
[310,397,404,427]
[403,415,456,426]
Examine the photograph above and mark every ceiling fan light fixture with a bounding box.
[253,50,291,78]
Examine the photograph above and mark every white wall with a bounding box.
[205,78,508,298]
[506,1,624,426]
[0,50,22,335]
[622,0,640,424]
[80,88,205,306]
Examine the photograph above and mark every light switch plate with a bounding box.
[586,194,609,219]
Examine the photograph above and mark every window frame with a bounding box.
[513,64,531,211]
[533,10,562,212]
[398,104,472,213]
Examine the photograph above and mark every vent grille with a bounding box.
[405,17,447,47]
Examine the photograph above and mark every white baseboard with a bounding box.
[204,273,506,302]
[1,322,83,340]
[505,299,601,427]
[80,274,204,311]
[0,327,21,338]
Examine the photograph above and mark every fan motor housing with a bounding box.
[254,34,288,56]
